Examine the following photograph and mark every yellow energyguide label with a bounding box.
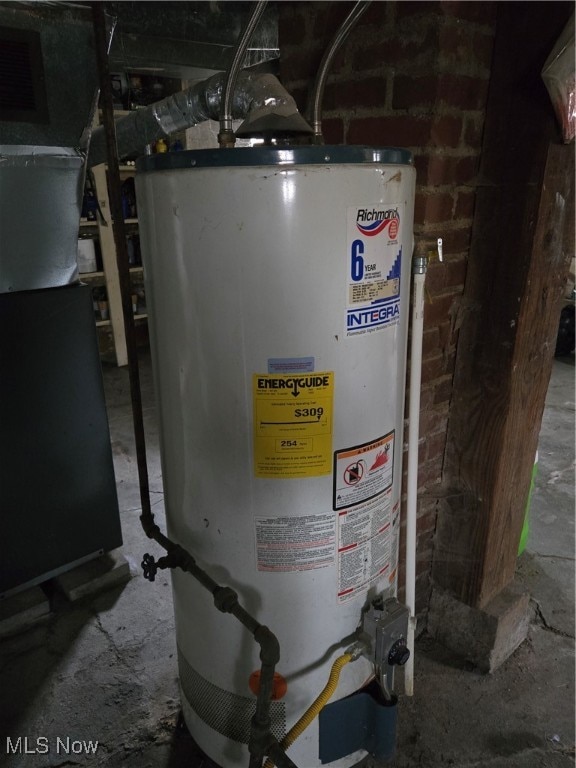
[253,372,334,478]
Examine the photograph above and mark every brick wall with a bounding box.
[279,1,497,618]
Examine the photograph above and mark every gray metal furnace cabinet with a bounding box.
[0,283,122,596]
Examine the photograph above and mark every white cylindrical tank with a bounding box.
[136,146,415,768]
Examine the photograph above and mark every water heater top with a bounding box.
[136,145,413,173]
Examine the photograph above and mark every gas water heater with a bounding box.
[136,145,415,767]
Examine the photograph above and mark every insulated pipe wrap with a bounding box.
[87,72,307,166]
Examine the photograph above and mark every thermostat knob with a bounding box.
[388,639,410,666]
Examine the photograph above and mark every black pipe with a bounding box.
[91,8,291,766]
[91,2,152,523]
[146,547,296,768]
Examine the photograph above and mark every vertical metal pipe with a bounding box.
[91,3,152,523]
[218,0,268,147]
[307,1,371,142]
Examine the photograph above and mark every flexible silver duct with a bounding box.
[87,70,311,167]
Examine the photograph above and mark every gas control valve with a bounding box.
[361,596,410,700]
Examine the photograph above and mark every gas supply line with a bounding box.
[263,645,364,768]
[140,546,297,768]
[91,5,298,768]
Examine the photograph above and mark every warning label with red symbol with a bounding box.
[333,432,394,510]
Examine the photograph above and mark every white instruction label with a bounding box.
[255,514,336,572]
[333,432,394,510]
[337,489,393,602]
[346,203,404,337]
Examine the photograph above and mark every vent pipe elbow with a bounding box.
[87,71,312,167]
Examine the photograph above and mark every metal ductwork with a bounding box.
[0,3,101,148]
[87,70,312,166]
[107,1,279,78]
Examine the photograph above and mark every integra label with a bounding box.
[347,303,400,330]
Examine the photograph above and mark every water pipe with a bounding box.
[218,0,268,147]
[307,1,371,142]
[404,255,428,696]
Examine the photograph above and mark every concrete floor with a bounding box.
[0,353,573,768]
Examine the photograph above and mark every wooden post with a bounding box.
[433,2,574,610]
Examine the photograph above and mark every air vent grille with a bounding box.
[0,27,48,123]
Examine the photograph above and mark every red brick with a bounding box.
[439,320,458,350]
[426,430,448,463]
[417,454,444,488]
[417,557,434,576]
[420,385,436,412]
[392,75,437,110]
[438,23,475,67]
[347,115,432,147]
[424,293,459,327]
[358,1,388,26]
[422,326,441,357]
[396,1,443,20]
[414,191,454,225]
[322,118,344,145]
[419,407,449,439]
[455,190,476,219]
[418,438,427,465]
[425,257,468,294]
[433,374,455,405]
[464,116,485,148]
[278,11,307,46]
[417,512,438,537]
[438,26,493,74]
[440,1,497,25]
[474,31,495,69]
[429,115,462,148]
[438,226,473,254]
[353,40,391,72]
[417,154,480,185]
[437,74,490,110]
[416,578,432,615]
[324,77,387,111]
[421,349,456,382]
[417,527,435,550]
[281,47,322,83]
[413,153,430,181]
[312,3,353,41]
[354,28,438,72]
[417,549,434,577]
[418,496,440,516]
[416,568,434,589]
[353,23,438,70]
[412,236,442,259]
[416,571,432,595]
